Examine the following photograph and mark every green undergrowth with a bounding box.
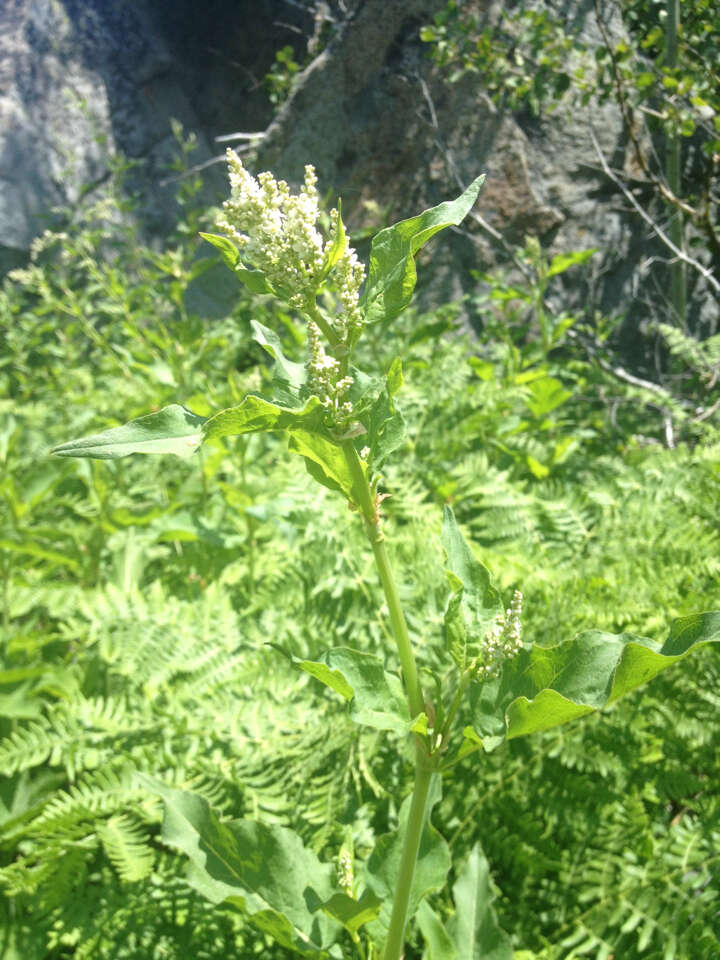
[1,179,718,958]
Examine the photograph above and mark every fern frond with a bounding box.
[96,814,155,882]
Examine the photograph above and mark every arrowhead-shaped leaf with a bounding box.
[362,176,485,326]
[53,397,330,462]
[469,611,720,748]
[441,507,503,670]
[52,394,366,507]
[448,845,512,960]
[52,405,207,459]
[295,647,416,733]
[142,778,339,956]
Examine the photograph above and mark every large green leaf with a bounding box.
[142,778,340,957]
[204,395,323,442]
[287,430,360,501]
[442,507,503,670]
[52,396,366,508]
[53,397,329,461]
[365,776,451,941]
[293,646,418,733]
[447,845,512,960]
[468,611,720,748]
[417,901,458,960]
[362,176,485,325]
[52,405,207,459]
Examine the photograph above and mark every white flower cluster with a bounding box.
[471,590,523,679]
[337,849,354,896]
[218,150,365,329]
[306,321,354,418]
[218,150,324,306]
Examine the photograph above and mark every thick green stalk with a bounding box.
[341,439,430,959]
[381,759,433,960]
[341,441,424,719]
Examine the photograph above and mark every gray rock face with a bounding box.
[1,0,711,333]
[1,0,183,270]
[256,0,637,315]
[0,0,293,273]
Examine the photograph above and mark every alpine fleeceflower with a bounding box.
[217,150,365,332]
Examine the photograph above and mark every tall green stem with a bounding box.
[381,758,433,960]
[341,441,424,719]
[341,439,430,959]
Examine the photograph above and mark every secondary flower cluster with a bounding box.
[306,321,354,418]
[337,848,354,896]
[471,590,523,679]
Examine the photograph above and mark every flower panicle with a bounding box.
[218,150,365,332]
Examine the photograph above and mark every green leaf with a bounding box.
[204,395,323,443]
[199,232,240,270]
[251,319,306,391]
[319,201,348,280]
[441,507,502,669]
[362,176,485,325]
[52,405,207,459]
[142,778,339,956]
[297,647,413,733]
[417,901,458,960]
[524,376,572,418]
[386,357,404,396]
[366,385,406,469]
[287,429,361,501]
[365,776,451,940]
[546,248,597,278]
[448,844,512,960]
[526,454,550,479]
[469,612,720,747]
[297,660,354,702]
[318,890,383,941]
[200,232,274,293]
[97,814,155,883]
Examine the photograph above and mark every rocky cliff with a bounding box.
[0,0,689,330]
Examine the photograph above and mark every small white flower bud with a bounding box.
[473,590,524,680]
[337,849,354,895]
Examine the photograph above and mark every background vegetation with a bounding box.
[1,3,719,955]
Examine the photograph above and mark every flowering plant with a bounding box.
[53,156,720,960]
